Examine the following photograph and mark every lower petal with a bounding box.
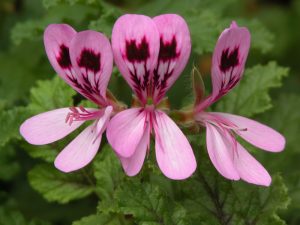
[120,122,150,176]
[213,113,285,152]
[234,143,271,186]
[20,108,84,145]
[154,110,196,180]
[206,122,240,180]
[106,108,146,158]
[54,122,101,172]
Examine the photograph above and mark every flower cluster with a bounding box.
[20,14,285,186]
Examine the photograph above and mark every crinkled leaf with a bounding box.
[28,76,76,114]
[93,145,124,201]
[181,149,289,225]
[116,181,189,225]
[260,94,300,223]
[0,107,29,147]
[28,164,94,204]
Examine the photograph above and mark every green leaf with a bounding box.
[28,76,76,114]
[28,164,94,204]
[0,107,29,147]
[116,181,189,225]
[181,156,289,225]
[255,175,290,225]
[93,145,124,201]
[72,214,122,225]
[241,19,274,54]
[0,43,50,104]
[42,0,98,9]
[11,20,45,45]
[216,62,288,117]
[0,206,51,225]
[23,145,57,163]
[259,94,300,223]
[0,145,20,181]
[89,7,122,37]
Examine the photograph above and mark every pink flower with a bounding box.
[20,24,114,172]
[106,14,196,180]
[194,22,285,186]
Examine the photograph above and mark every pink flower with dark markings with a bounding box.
[106,14,196,180]
[193,22,285,186]
[20,24,114,172]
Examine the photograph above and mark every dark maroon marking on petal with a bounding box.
[152,36,180,99]
[57,44,72,68]
[220,47,239,72]
[158,36,179,62]
[126,37,150,63]
[67,73,105,105]
[78,49,101,73]
[129,63,150,100]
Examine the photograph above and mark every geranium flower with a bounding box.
[193,21,285,186]
[20,24,115,172]
[106,14,196,180]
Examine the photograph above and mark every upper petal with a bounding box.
[213,113,285,152]
[44,24,76,83]
[69,30,113,105]
[20,108,84,145]
[154,110,196,180]
[54,122,102,172]
[119,122,150,176]
[106,108,147,158]
[152,14,191,104]
[205,122,240,180]
[112,14,160,104]
[211,21,250,100]
[234,143,271,186]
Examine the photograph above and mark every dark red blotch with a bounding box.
[220,47,239,72]
[158,36,179,62]
[126,37,150,62]
[57,44,72,68]
[78,49,101,73]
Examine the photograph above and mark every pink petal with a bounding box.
[44,24,78,89]
[111,14,160,104]
[213,113,285,152]
[154,110,196,180]
[106,108,147,158]
[69,30,113,105]
[234,143,271,186]
[205,122,240,180]
[152,14,191,104]
[119,122,150,176]
[211,21,250,99]
[20,108,84,145]
[54,121,101,172]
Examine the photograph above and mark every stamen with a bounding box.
[65,106,102,125]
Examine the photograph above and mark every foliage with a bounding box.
[0,0,299,224]
[216,62,288,116]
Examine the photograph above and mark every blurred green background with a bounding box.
[0,0,299,224]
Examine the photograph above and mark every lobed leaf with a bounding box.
[28,164,94,204]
